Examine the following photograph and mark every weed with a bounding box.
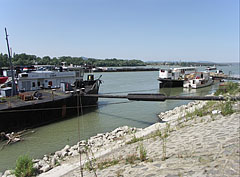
[161,137,167,161]
[126,135,144,144]
[220,101,234,116]
[215,82,239,96]
[139,143,147,161]
[14,155,36,177]
[97,158,119,170]
[125,154,139,164]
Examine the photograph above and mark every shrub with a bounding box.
[221,101,234,116]
[14,155,36,177]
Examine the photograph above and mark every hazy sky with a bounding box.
[0,0,239,62]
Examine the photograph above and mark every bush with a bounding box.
[221,101,234,116]
[215,82,239,96]
[14,155,36,177]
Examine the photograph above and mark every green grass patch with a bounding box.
[214,82,239,96]
[13,155,37,177]
[97,159,119,170]
[126,135,144,144]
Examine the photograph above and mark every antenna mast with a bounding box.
[5,28,17,96]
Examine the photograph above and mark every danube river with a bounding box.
[0,65,238,172]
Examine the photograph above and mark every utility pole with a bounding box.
[5,28,17,96]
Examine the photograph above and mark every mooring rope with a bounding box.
[77,92,84,177]
[79,93,98,177]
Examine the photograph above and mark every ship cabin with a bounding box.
[17,69,84,92]
[159,69,181,80]
[172,67,196,75]
[159,67,196,80]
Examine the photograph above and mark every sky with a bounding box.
[0,0,239,63]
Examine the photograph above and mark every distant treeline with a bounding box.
[146,61,228,66]
[0,53,145,67]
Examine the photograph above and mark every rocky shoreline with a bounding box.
[1,99,239,177]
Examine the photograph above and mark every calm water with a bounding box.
[0,65,238,171]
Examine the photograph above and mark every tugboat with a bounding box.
[183,72,213,89]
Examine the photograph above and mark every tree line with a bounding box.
[0,53,146,67]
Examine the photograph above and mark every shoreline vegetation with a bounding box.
[1,82,239,177]
[0,53,231,68]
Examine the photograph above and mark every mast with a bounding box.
[5,28,17,96]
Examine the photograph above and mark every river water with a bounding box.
[0,65,239,172]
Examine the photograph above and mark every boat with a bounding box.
[158,67,196,88]
[0,68,101,133]
[183,72,213,89]
[205,65,217,71]
[0,76,8,84]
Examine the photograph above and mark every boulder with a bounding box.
[40,164,51,173]
[51,157,57,166]
[3,170,12,177]
[55,151,62,158]
[62,145,70,152]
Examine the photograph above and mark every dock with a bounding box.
[210,72,240,81]
[92,67,159,72]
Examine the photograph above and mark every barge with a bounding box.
[0,68,101,133]
[158,67,196,88]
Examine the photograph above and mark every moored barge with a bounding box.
[0,68,101,133]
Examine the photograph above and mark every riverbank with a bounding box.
[2,97,239,177]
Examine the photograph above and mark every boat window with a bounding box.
[161,70,165,72]
[37,82,40,86]
[76,71,80,77]
[48,81,52,86]
[21,74,28,77]
[32,82,36,87]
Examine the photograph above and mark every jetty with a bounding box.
[93,67,159,72]
[210,72,240,81]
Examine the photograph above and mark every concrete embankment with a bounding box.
[1,100,239,177]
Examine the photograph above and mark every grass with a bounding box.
[13,155,37,177]
[126,135,144,144]
[97,159,119,170]
[139,143,147,161]
[214,82,239,96]
[125,154,139,164]
[220,101,234,116]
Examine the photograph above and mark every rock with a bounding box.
[43,155,49,161]
[32,159,40,163]
[55,151,62,158]
[61,151,68,157]
[212,110,221,115]
[72,150,79,156]
[71,144,78,150]
[116,131,124,138]
[38,159,48,168]
[51,157,57,166]
[40,164,52,173]
[3,170,12,177]
[33,162,40,170]
[63,145,70,152]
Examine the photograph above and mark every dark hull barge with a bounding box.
[158,78,184,88]
[0,80,100,133]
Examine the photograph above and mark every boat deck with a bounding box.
[0,90,72,111]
